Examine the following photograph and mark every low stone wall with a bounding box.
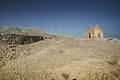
[0,33,44,45]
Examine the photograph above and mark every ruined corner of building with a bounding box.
[84,24,103,38]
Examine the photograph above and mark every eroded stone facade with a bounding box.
[84,24,103,38]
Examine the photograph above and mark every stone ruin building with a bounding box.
[84,24,103,38]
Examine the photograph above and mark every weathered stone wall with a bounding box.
[0,33,44,45]
[84,24,103,38]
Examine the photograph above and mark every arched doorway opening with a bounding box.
[89,33,91,38]
[98,33,101,37]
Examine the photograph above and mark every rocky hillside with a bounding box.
[0,26,120,80]
[0,33,44,45]
[0,26,64,45]
[0,38,120,80]
[0,27,46,35]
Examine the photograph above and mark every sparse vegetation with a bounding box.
[61,73,69,80]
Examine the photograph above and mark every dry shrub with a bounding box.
[106,59,118,65]
[61,73,69,80]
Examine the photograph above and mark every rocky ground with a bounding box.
[0,27,120,80]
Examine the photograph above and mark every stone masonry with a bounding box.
[84,24,103,38]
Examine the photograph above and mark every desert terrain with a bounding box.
[0,27,120,80]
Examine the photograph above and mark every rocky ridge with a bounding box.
[0,26,62,45]
[0,26,120,80]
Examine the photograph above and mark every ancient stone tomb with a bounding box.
[84,24,103,38]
